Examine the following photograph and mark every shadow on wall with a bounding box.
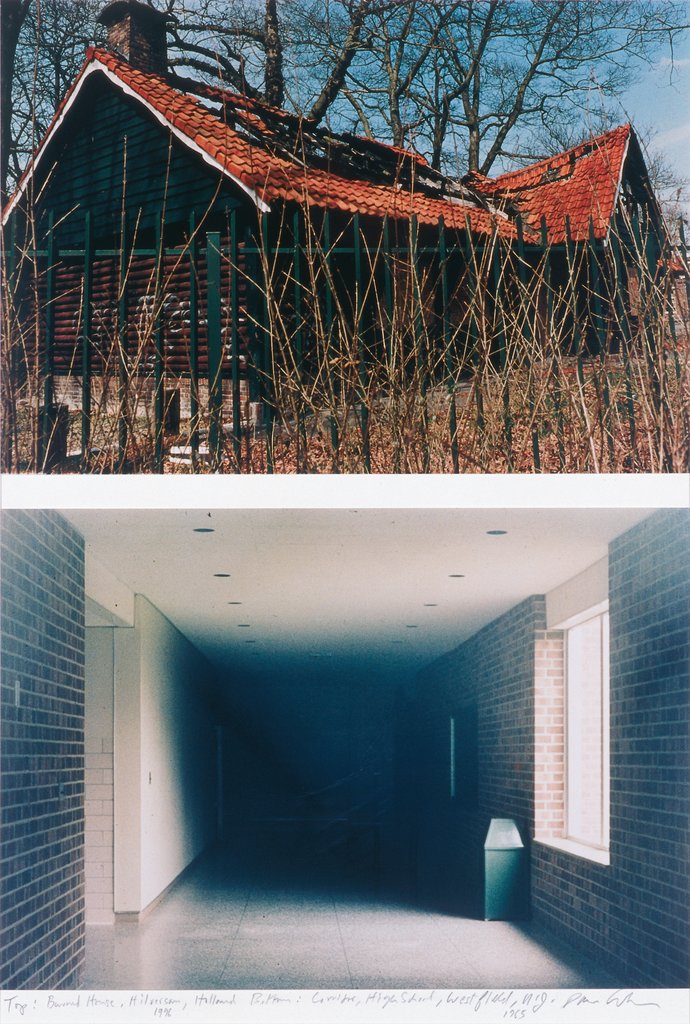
[213,657,529,921]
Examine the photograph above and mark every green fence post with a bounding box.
[117,214,129,469]
[81,211,93,470]
[439,217,459,473]
[6,216,17,288]
[354,212,370,471]
[515,214,530,343]
[541,217,564,471]
[672,219,689,465]
[188,211,200,462]
[40,210,56,470]
[588,217,606,357]
[565,214,585,371]
[153,216,164,471]
[243,220,260,406]
[243,218,263,471]
[292,208,304,469]
[206,231,223,469]
[631,209,665,468]
[643,215,670,469]
[322,210,339,466]
[463,214,484,440]
[589,217,614,468]
[230,209,241,469]
[517,214,540,472]
[261,212,274,473]
[411,215,429,471]
[3,218,18,469]
[383,216,393,367]
[608,224,636,461]
[491,230,512,471]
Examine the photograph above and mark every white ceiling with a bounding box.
[64,507,652,686]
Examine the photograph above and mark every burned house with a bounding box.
[1,0,672,471]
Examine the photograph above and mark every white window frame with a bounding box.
[564,602,610,852]
[541,600,611,865]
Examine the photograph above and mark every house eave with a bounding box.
[2,56,271,227]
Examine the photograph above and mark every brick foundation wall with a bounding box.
[532,509,690,986]
[0,511,86,989]
[414,596,545,914]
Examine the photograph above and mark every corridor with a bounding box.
[82,843,621,990]
[2,504,688,992]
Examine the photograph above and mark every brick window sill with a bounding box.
[535,836,610,866]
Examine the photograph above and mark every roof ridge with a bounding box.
[3,43,582,243]
[491,124,632,186]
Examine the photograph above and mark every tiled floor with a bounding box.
[82,843,622,990]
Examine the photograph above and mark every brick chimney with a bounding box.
[97,1,174,75]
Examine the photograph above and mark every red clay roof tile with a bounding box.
[7,47,637,249]
[81,49,526,239]
[485,125,631,243]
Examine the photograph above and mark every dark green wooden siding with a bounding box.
[35,73,246,245]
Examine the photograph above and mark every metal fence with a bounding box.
[2,205,688,473]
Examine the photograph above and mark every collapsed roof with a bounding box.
[4,45,652,247]
[471,124,659,244]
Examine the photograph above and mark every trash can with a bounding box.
[484,818,527,920]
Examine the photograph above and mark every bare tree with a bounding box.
[5,0,100,195]
[1,0,31,200]
[164,0,378,118]
[330,0,689,173]
[638,130,690,233]
[4,0,688,196]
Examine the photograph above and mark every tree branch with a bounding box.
[307,0,373,125]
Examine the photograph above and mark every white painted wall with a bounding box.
[138,596,218,909]
[113,595,218,914]
[113,619,142,914]
[546,556,608,628]
[86,546,135,626]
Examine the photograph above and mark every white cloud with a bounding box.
[656,57,690,69]
[653,118,690,150]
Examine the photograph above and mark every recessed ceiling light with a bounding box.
[214,573,231,578]
[193,528,214,533]
[449,574,465,578]
[486,529,507,536]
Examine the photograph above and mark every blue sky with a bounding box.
[617,19,690,217]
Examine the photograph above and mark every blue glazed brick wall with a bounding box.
[532,509,690,986]
[417,511,688,985]
[1,511,86,989]
[414,596,546,914]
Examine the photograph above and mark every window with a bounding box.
[449,705,478,808]
[534,600,610,863]
[449,716,456,799]
[565,605,610,851]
